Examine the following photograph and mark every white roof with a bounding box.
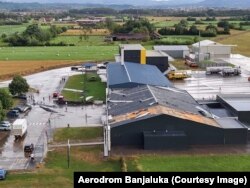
[119,44,145,50]
[154,45,189,51]
[192,40,235,47]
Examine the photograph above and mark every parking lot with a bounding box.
[0,67,104,170]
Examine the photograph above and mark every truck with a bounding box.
[12,119,27,140]
[167,70,190,80]
[206,66,241,76]
[222,67,241,76]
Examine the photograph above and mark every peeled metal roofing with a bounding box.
[108,85,201,116]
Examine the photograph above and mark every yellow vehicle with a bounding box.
[167,70,189,80]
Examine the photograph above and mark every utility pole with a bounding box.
[198,30,201,64]
[67,139,70,168]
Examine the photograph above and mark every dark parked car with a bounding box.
[7,110,19,118]
[15,94,27,100]
[24,143,34,153]
[13,104,32,113]
[0,169,6,180]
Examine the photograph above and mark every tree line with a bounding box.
[158,19,231,37]
[2,24,67,46]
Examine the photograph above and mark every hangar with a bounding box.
[107,86,248,149]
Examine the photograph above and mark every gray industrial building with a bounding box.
[216,94,250,124]
[107,86,248,149]
[117,44,170,72]
[192,40,235,59]
[153,45,190,59]
[107,62,172,88]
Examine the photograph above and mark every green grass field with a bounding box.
[0,24,50,36]
[62,73,106,102]
[51,35,119,46]
[0,45,117,61]
[0,147,120,188]
[133,154,250,172]
[54,127,103,142]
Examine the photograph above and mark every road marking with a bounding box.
[29,122,46,126]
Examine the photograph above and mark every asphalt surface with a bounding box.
[174,69,250,100]
[0,67,104,170]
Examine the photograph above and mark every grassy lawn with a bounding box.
[0,147,120,188]
[54,127,103,142]
[129,154,250,172]
[62,73,106,102]
[0,45,117,61]
[171,59,202,71]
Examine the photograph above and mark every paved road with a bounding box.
[0,67,105,170]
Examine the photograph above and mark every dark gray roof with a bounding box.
[154,45,189,51]
[148,86,200,114]
[108,85,155,116]
[107,62,173,88]
[108,85,201,116]
[216,118,247,129]
[218,94,250,112]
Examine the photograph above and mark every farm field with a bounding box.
[214,30,250,57]
[0,60,81,80]
[0,24,50,36]
[0,45,117,61]
[60,29,110,36]
[50,35,118,46]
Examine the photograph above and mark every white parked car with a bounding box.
[0,121,11,131]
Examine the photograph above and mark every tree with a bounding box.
[0,101,5,121]
[189,25,199,35]
[105,17,117,33]
[0,89,13,109]
[206,24,218,33]
[9,75,29,96]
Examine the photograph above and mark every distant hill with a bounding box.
[198,0,250,8]
[0,0,250,10]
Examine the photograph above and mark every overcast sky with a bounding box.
[2,0,202,4]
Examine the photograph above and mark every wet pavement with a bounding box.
[174,69,250,100]
[0,67,104,170]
